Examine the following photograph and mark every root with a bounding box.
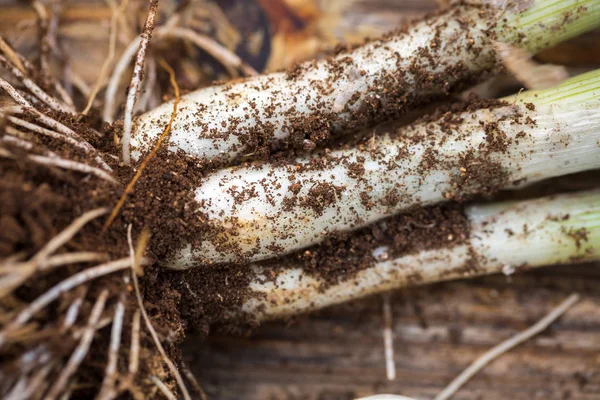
[10,42,76,109]
[5,115,102,162]
[0,208,108,298]
[128,310,141,375]
[0,54,74,114]
[135,54,157,114]
[62,286,88,330]
[0,37,26,74]
[435,293,581,400]
[156,26,258,77]
[180,360,208,400]
[32,1,52,78]
[82,0,128,115]
[0,257,138,347]
[45,252,108,270]
[45,290,109,400]
[122,0,159,165]
[6,364,54,400]
[0,78,112,171]
[0,140,117,184]
[0,252,107,274]
[2,129,37,146]
[118,310,142,399]
[382,293,395,381]
[127,225,192,400]
[27,153,118,184]
[103,36,141,124]
[35,208,108,262]
[97,299,125,400]
[150,376,178,400]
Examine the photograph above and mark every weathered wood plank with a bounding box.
[185,264,600,400]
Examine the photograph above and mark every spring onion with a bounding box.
[169,69,600,268]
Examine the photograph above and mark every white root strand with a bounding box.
[5,364,53,400]
[0,258,136,347]
[0,54,74,114]
[127,226,192,400]
[0,252,107,274]
[42,252,109,271]
[97,300,125,400]
[0,78,112,171]
[180,360,208,400]
[121,0,158,165]
[45,290,109,400]
[0,141,117,184]
[382,293,395,381]
[82,0,127,115]
[434,294,580,400]
[128,310,141,376]
[156,27,258,77]
[135,54,157,114]
[0,36,26,73]
[62,287,88,330]
[150,376,178,400]
[7,115,100,158]
[0,133,36,149]
[35,208,108,263]
[27,153,118,184]
[12,48,75,108]
[32,1,52,77]
[103,36,141,123]
[0,210,108,298]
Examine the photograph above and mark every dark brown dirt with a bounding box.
[0,117,185,399]
[263,202,469,287]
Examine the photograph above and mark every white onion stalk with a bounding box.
[242,190,600,321]
[169,69,600,268]
[131,0,600,164]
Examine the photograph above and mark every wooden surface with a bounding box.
[181,1,600,400]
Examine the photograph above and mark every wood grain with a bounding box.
[185,264,600,400]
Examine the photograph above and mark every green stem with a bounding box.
[497,0,600,53]
[515,68,600,106]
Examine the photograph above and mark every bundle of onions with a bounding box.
[168,69,600,268]
[1,0,599,399]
